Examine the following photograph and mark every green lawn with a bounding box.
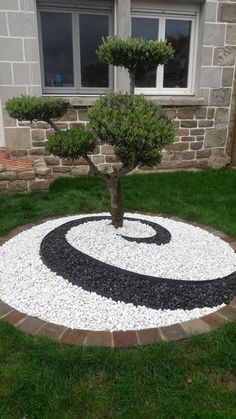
[1,170,236,419]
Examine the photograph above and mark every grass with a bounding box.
[1,170,236,418]
[1,170,236,237]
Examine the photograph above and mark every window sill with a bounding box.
[43,95,207,108]
[145,96,207,107]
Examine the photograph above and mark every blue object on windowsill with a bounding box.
[55,74,62,87]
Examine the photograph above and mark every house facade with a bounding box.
[0,0,236,193]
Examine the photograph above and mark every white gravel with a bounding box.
[0,213,232,331]
[67,215,236,281]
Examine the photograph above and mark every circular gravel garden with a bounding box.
[1,213,236,334]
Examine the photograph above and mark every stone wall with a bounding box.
[0,0,236,195]
[0,156,51,194]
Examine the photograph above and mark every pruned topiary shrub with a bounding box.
[6,36,176,228]
[6,95,70,131]
[46,93,176,227]
[97,36,174,93]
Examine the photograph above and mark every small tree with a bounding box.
[6,37,176,228]
[97,36,174,94]
[5,96,70,131]
[46,93,175,227]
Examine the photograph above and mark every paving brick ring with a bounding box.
[40,216,236,311]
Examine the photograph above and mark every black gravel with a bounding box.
[40,216,236,311]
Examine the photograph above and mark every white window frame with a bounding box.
[37,2,114,95]
[132,9,198,96]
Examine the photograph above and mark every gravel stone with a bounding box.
[0,213,230,331]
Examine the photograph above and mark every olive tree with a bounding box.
[97,36,174,94]
[46,93,176,228]
[6,36,176,228]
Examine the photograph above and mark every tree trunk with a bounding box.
[106,176,124,228]
[129,71,136,95]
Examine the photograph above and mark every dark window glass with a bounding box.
[80,14,109,88]
[164,19,191,88]
[41,12,74,88]
[131,17,159,88]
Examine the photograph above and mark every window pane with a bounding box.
[41,12,74,88]
[132,17,159,88]
[164,19,191,88]
[80,14,109,88]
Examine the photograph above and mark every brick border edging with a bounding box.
[1,214,236,348]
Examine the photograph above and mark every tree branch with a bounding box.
[119,164,137,176]
[83,155,109,180]
[47,119,61,132]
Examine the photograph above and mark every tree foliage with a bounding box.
[5,96,69,126]
[46,128,96,160]
[97,36,174,72]
[89,93,175,167]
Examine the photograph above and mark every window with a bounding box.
[131,12,197,95]
[38,5,113,94]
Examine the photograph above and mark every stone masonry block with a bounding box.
[226,25,236,45]
[205,2,217,22]
[101,145,114,155]
[91,155,105,165]
[1,86,27,105]
[215,108,229,128]
[203,23,225,46]
[178,108,195,119]
[196,149,212,159]
[202,47,213,66]
[0,12,8,35]
[205,128,227,147]
[32,130,45,141]
[3,109,16,127]
[8,12,37,37]
[0,171,17,181]
[0,182,8,192]
[195,107,207,119]
[214,47,236,66]
[59,109,77,121]
[18,171,35,180]
[30,179,50,191]
[0,0,19,9]
[218,3,236,23]
[200,67,221,88]
[0,38,23,61]
[222,68,234,87]
[207,108,215,119]
[210,88,231,106]
[44,156,60,166]
[7,180,27,192]
[10,150,28,157]
[24,39,39,62]
[0,63,13,85]
[78,110,89,121]
[181,120,197,128]
[5,128,31,149]
[13,63,31,85]
[19,0,36,12]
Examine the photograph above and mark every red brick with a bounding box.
[0,301,14,318]
[85,331,112,347]
[202,313,228,329]
[38,322,67,340]
[4,310,27,325]
[60,329,88,346]
[17,316,46,335]
[113,331,139,347]
[137,328,163,345]
[217,306,236,321]
[160,324,187,341]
